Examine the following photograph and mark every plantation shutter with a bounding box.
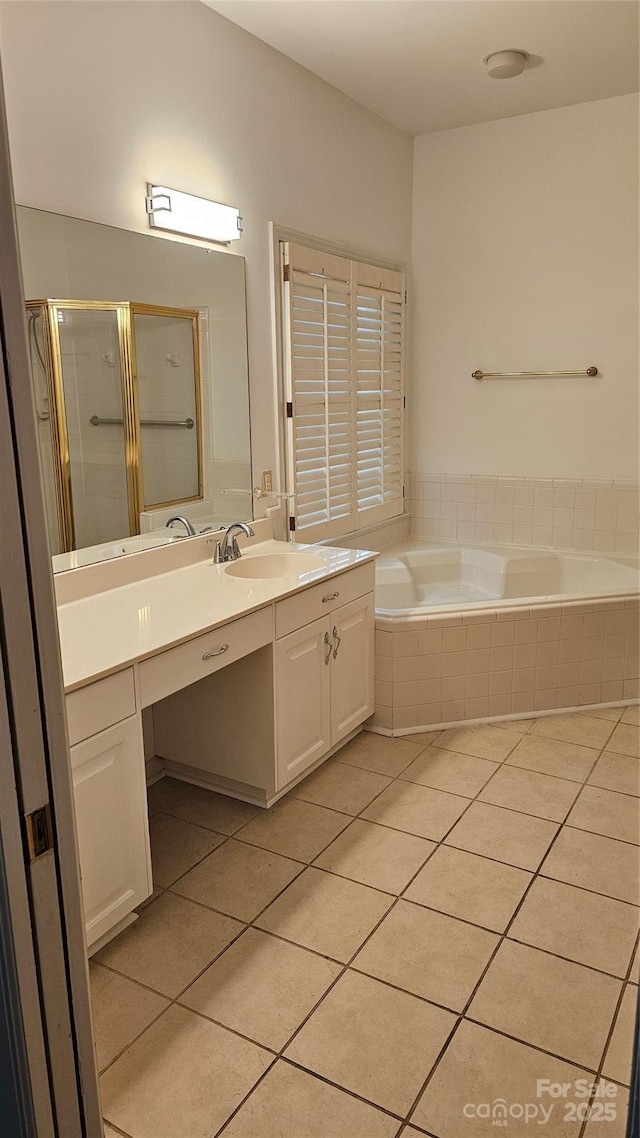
[282,241,404,541]
[355,262,405,528]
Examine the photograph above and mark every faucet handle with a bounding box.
[213,541,224,564]
[231,536,241,558]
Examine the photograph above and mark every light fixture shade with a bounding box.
[146,185,242,244]
[484,50,528,79]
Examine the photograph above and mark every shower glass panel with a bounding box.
[133,310,201,508]
[57,308,131,549]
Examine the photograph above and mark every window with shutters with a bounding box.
[281,241,405,542]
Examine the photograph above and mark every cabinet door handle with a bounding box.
[324,632,333,665]
[202,644,229,660]
[332,626,341,659]
[322,591,339,603]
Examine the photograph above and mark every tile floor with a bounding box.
[93,705,640,1138]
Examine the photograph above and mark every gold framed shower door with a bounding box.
[26,299,203,554]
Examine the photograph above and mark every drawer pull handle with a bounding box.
[332,626,341,659]
[202,644,230,661]
[324,632,333,666]
[322,591,339,603]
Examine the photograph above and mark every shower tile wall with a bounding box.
[60,314,131,549]
[407,475,640,555]
[372,597,639,733]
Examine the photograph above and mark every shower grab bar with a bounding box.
[90,415,195,429]
[472,367,598,380]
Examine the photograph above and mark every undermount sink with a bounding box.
[224,552,324,579]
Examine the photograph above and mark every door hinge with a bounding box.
[289,515,296,532]
[24,804,54,862]
[283,263,291,282]
[286,401,293,418]
[404,289,407,303]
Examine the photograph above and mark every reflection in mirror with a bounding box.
[17,206,252,571]
[133,308,201,508]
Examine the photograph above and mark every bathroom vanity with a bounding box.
[58,537,376,952]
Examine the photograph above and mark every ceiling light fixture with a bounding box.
[146,185,242,245]
[483,49,529,79]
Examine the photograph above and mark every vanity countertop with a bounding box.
[57,539,377,692]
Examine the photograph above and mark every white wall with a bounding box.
[410,94,639,481]
[0,0,413,514]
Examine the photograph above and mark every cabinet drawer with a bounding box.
[66,669,136,747]
[275,563,375,639]
[138,607,273,707]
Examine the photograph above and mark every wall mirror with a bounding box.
[16,206,252,572]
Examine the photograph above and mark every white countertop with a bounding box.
[57,540,376,691]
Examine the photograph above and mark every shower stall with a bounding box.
[26,300,203,554]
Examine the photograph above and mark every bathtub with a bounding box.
[376,541,639,614]
[372,540,640,733]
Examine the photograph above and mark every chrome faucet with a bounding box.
[214,521,255,563]
[166,515,197,537]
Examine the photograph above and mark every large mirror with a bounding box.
[16,206,252,571]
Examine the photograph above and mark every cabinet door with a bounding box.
[275,615,331,789]
[70,716,151,948]
[330,593,375,746]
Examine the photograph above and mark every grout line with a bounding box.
[399,718,637,1128]
[102,1123,135,1138]
[101,713,638,1136]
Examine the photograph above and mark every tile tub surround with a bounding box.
[373,597,639,733]
[92,714,638,1138]
[407,474,640,555]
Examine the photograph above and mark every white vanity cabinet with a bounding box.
[152,561,376,803]
[61,547,376,949]
[66,671,151,951]
[274,576,375,789]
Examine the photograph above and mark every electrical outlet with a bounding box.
[261,469,273,493]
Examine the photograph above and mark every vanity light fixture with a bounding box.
[146,184,242,245]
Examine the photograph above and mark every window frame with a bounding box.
[271,225,406,543]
